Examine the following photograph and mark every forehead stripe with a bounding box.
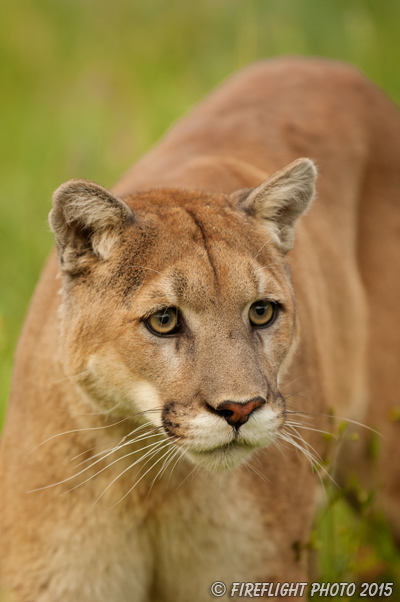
[184,209,219,285]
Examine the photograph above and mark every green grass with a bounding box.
[310,486,400,599]
[1,0,400,596]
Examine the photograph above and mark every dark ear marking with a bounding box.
[234,158,317,253]
[49,179,134,274]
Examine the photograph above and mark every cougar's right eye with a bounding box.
[249,300,278,328]
[145,307,180,336]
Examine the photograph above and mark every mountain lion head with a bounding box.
[49,158,316,470]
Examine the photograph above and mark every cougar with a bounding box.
[1,57,400,601]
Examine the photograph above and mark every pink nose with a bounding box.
[215,397,266,428]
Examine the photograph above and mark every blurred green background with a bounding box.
[1,0,400,596]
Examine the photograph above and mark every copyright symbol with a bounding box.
[211,581,227,597]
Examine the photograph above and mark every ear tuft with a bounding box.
[49,179,134,274]
[236,158,317,253]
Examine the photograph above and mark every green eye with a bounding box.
[249,300,277,328]
[146,308,180,335]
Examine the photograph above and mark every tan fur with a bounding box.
[1,57,400,601]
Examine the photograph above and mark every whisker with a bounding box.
[250,235,278,264]
[89,439,172,510]
[284,408,315,424]
[270,438,296,461]
[126,265,163,276]
[284,410,382,437]
[280,431,329,502]
[51,370,91,386]
[72,429,164,469]
[66,439,169,498]
[30,409,165,454]
[157,445,183,482]
[62,403,121,417]
[279,430,320,465]
[63,406,163,418]
[279,377,306,391]
[278,431,338,488]
[284,420,334,438]
[28,437,166,494]
[270,439,287,461]
[253,263,280,273]
[283,425,324,463]
[167,442,190,489]
[245,461,270,484]
[69,421,156,463]
[29,416,140,454]
[175,460,198,490]
[105,443,176,511]
[147,443,182,497]
[278,433,319,477]
[251,452,264,468]
[283,392,309,404]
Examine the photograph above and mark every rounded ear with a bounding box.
[233,158,317,253]
[49,179,134,274]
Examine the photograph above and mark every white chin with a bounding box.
[184,443,257,471]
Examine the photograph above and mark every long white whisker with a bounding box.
[31,406,165,455]
[69,421,161,463]
[283,424,336,501]
[175,457,199,491]
[105,443,176,511]
[28,437,166,494]
[283,426,324,463]
[51,370,91,385]
[285,420,334,438]
[284,411,315,425]
[147,443,182,496]
[279,431,319,466]
[278,432,338,488]
[284,411,382,437]
[126,265,163,276]
[65,439,168,497]
[73,429,163,469]
[29,416,141,454]
[251,236,277,264]
[167,442,189,489]
[270,439,287,461]
[280,376,306,391]
[90,440,172,510]
[281,431,329,502]
[64,406,162,418]
[157,445,182,483]
[245,462,269,484]
[253,263,280,273]
[287,426,331,502]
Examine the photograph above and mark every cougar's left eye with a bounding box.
[249,300,278,328]
[146,307,180,336]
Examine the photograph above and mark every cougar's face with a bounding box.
[61,190,297,471]
[53,156,316,471]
